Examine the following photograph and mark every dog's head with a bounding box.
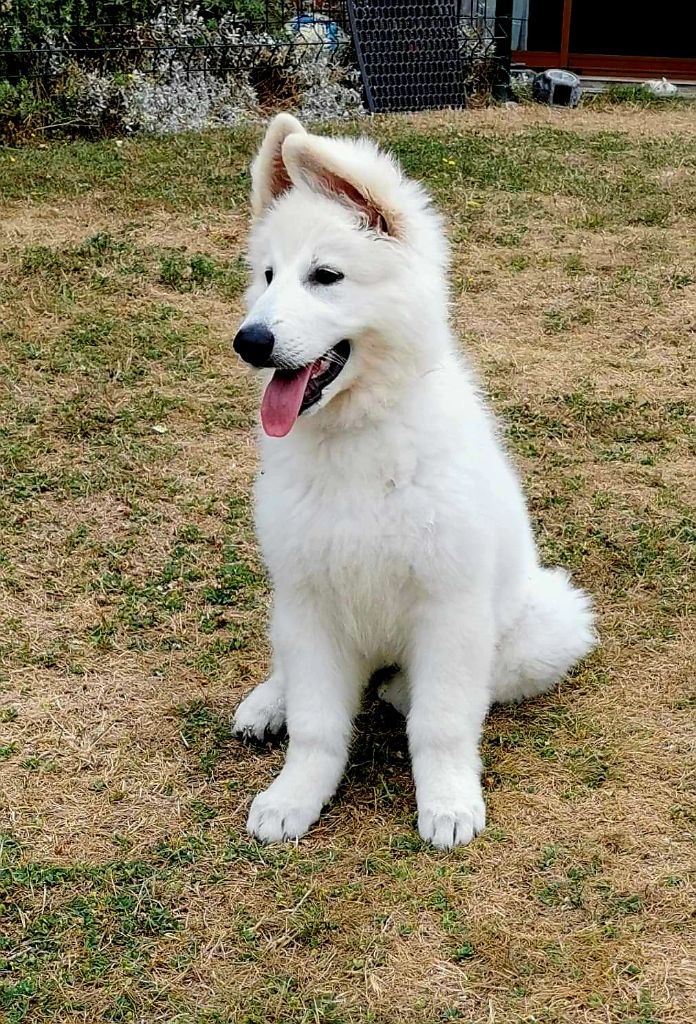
[235,114,449,437]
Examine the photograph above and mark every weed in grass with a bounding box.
[194,632,247,679]
[566,745,611,789]
[160,250,217,290]
[564,253,586,276]
[543,308,571,334]
[509,253,529,271]
[204,544,262,607]
[178,700,233,777]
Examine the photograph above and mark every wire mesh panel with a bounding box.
[347,1,466,112]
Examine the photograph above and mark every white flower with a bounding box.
[42,4,364,136]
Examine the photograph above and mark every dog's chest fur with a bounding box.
[255,424,446,654]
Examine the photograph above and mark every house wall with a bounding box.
[514,0,696,79]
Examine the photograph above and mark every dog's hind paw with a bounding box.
[417,798,486,851]
[232,678,286,744]
[247,790,320,843]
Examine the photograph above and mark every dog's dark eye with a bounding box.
[311,268,344,286]
[264,268,273,285]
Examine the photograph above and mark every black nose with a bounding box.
[233,324,275,368]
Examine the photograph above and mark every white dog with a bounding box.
[231,114,596,849]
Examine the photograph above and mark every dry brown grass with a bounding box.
[0,107,694,1024]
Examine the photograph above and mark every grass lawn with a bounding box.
[0,105,695,1024]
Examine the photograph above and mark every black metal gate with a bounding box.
[347,2,467,112]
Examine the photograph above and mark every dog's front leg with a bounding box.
[246,599,361,843]
[407,598,493,851]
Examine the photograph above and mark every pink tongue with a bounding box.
[260,365,314,437]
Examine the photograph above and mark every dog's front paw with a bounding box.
[417,796,486,851]
[232,683,286,743]
[247,789,321,843]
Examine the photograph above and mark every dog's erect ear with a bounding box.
[282,133,400,237]
[251,113,306,216]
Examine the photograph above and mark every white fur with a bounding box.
[232,116,597,850]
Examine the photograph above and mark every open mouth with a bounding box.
[260,340,350,437]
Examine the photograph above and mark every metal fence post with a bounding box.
[492,0,513,100]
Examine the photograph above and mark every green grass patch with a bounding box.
[0,111,693,1024]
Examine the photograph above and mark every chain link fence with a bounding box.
[0,2,352,81]
[0,2,516,138]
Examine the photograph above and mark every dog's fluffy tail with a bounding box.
[493,568,597,704]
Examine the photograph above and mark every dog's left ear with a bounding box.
[282,134,401,238]
[251,113,306,216]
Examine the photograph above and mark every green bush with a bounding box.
[1,1,286,58]
[0,2,355,141]
[0,79,51,141]
[0,1,296,125]
[1,2,151,68]
[0,63,130,142]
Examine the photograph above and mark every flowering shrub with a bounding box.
[0,2,363,140]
